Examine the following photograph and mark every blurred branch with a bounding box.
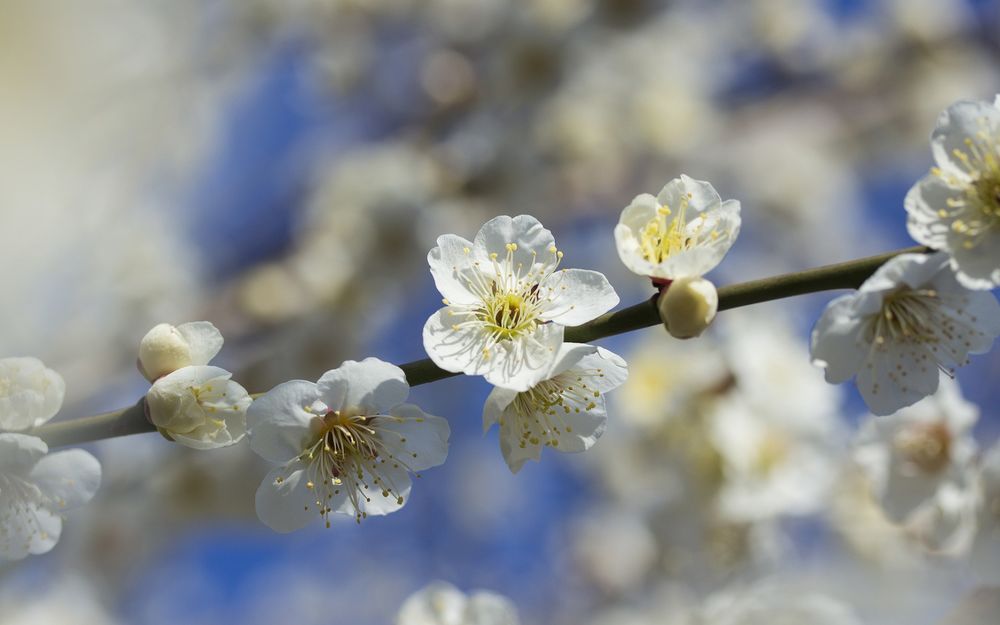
[30,245,928,448]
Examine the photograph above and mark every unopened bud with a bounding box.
[657,276,718,339]
[138,323,192,381]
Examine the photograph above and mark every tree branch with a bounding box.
[29,245,929,448]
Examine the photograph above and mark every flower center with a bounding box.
[506,367,604,449]
[894,421,951,474]
[284,409,410,526]
[638,194,721,264]
[447,242,563,354]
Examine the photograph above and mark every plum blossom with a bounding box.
[423,215,618,392]
[145,366,251,450]
[247,358,449,531]
[396,581,520,625]
[810,252,1000,415]
[614,175,740,281]
[137,321,224,382]
[905,95,1000,288]
[0,433,101,560]
[852,378,979,553]
[0,357,65,431]
[482,343,627,473]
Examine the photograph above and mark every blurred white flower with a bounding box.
[137,321,224,382]
[424,215,618,391]
[852,378,978,553]
[701,580,863,625]
[396,581,519,625]
[146,365,251,450]
[810,252,1000,415]
[709,392,842,522]
[0,433,100,560]
[572,506,657,595]
[482,343,627,473]
[0,576,119,625]
[0,357,65,431]
[615,175,740,281]
[970,441,1000,584]
[905,95,1000,289]
[247,358,449,530]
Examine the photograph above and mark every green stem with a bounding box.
[29,245,928,448]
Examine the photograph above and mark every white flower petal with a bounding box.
[0,357,65,430]
[428,233,479,306]
[246,380,321,464]
[581,347,629,393]
[377,404,450,472]
[855,343,941,416]
[176,321,224,366]
[317,358,409,415]
[472,214,556,268]
[483,386,518,432]
[810,294,869,384]
[0,433,48,472]
[254,463,329,534]
[29,449,101,510]
[0,496,62,561]
[539,269,619,326]
[905,174,955,249]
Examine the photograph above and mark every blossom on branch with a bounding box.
[247,358,449,531]
[423,215,618,391]
[906,95,1000,289]
[0,433,101,560]
[0,357,65,431]
[145,365,251,450]
[482,343,627,473]
[614,175,740,281]
[810,252,1000,415]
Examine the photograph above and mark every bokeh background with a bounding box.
[2,0,1000,623]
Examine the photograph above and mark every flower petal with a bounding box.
[317,358,409,415]
[177,321,224,366]
[539,269,619,326]
[0,357,65,431]
[930,99,1000,180]
[376,404,450,472]
[0,433,47,473]
[428,233,480,306]
[246,380,321,464]
[29,449,101,511]
[254,462,329,533]
[483,386,518,432]
[472,214,556,268]
[810,294,870,384]
[856,343,941,416]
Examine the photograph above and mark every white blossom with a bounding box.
[424,215,618,391]
[701,581,863,625]
[810,252,1000,415]
[852,378,979,553]
[396,581,520,625]
[0,433,101,560]
[482,343,627,473]
[0,357,65,431]
[614,175,740,281]
[247,358,449,531]
[137,321,224,382]
[145,365,251,450]
[905,95,1000,289]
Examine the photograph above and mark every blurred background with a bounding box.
[1,0,999,623]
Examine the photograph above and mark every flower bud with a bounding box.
[137,321,223,382]
[146,365,250,449]
[657,276,718,339]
